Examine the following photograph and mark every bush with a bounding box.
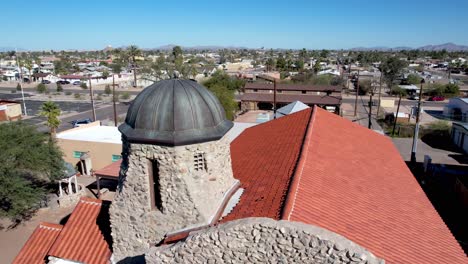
[65,91,72,96]
[11,90,16,93]
[406,74,422,85]
[2,76,8,81]
[80,82,88,89]
[16,83,21,91]
[36,83,47,93]
[74,93,81,99]
[104,85,112,95]
[358,80,372,95]
[97,94,103,100]
[120,92,130,100]
[56,83,63,92]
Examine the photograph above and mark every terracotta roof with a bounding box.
[222,108,312,222]
[12,223,63,264]
[95,159,121,179]
[282,107,467,264]
[244,82,342,92]
[240,93,342,105]
[47,197,112,264]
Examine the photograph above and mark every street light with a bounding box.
[410,78,425,164]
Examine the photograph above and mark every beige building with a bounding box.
[56,122,122,174]
[0,100,22,121]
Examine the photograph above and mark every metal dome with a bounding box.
[119,79,233,146]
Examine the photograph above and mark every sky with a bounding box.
[2,0,468,51]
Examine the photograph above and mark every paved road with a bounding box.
[26,102,130,133]
[0,86,142,95]
[342,97,446,107]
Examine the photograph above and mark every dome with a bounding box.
[119,79,233,146]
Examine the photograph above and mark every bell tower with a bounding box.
[109,79,238,261]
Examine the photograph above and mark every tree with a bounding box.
[104,85,112,95]
[0,122,65,220]
[172,46,184,74]
[380,57,408,89]
[56,83,63,92]
[80,82,88,89]
[444,83,459,96]
[203,71,243,120]
[36,83,47,93]
[110,62,122,75]
[358,80,372,95]
[39,101,61,136]
[102,70,110,79]
[313,59,322,73]
[22,58,34,83]
[406,74,422,85]
[127,45,142,87]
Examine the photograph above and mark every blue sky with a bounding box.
[3,0,468,50]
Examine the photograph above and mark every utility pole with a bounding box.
[410,79,425,164]
[376,72,383,117]
[368,83,374,129]
[16,48,27,116]
[111,74,119,126]
[391,93,403,136]
[354,70,360,116]
[88,76,96,121]
[273,78,277,119]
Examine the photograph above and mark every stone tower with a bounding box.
[110,79,238,261]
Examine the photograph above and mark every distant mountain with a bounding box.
[417,43,468,51]
[0,47,26,52]
[350,43,468,52]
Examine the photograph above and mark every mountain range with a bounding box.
[350,43,468,52]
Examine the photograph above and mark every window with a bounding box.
[112,154,122,162]
[277,90,282,93]
[194,153,207,171]
[253,89,258,92]
[302,91,306,94]
[148,159,162,211]
[73,151,85,158]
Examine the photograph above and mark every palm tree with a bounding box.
[23,58,33,83]
[39,101,61,137]
[127,45,141,87]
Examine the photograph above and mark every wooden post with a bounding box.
[89,77,96,121]
[273,79,277,119]
[392,94,402,136]
[354,70,360,117]
[376,72,383,117]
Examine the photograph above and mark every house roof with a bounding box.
[12,223,63,264]
[240,93,342,106]
[282,107,467,264]
[95,159,121,179]
[221,108,312,222]
[244,82,342,92]
[275,100,310,118]
[47,197,112,264]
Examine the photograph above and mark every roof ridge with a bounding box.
[281,105,318,220]
[39,222,63,230]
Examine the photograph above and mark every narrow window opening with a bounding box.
[194,153,207,171]
[148,159,162,211]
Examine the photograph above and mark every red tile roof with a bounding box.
[12,222,63,264]
[240,93,342,105]
[222,108,312,222]
[47,197,112,264]
[95,159,121,179]
[282,107,467,264]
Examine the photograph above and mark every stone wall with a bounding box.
[110,135,236,262]
[146,218,384,264]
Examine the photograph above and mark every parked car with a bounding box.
[41,80,51,84]
[70,118,93,128]
[72,81,81,85]
[56,80,70,85]
[428,96,445,101]
[408,95,419,100]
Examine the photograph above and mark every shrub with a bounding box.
[358,80,372,95]
[80,82,88,89]
[120,92,130,100]
[36,83,47,93]
[65,91,72,96]
[16,83,21,91]
[74,93,81,99]
[56,83,63,92]
[2,76,8,81]
[11,90,16,93]
[104,85,112,95]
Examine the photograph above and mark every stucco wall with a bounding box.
[146,218,384,264]
[57,139,122,170]
[110,135,236,262]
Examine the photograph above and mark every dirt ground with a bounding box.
[0,206,75,263]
